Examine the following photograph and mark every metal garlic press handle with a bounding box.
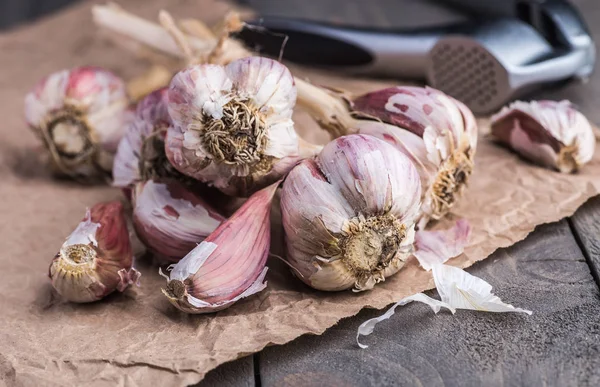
[238,17,476,78]
[438,0,595,78]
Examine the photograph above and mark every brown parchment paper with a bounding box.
[1,1,600,386]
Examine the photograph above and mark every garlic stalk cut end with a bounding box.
[49,201,139,303]
[161,181,279,313]
[166,57,318,196]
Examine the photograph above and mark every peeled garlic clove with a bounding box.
[161,181,279,313]
[49,201,140,303]
[25,66,133,182]
[132,179,224,262]
[281,134,422,292]
[165,57,318,197]
[490,100,595,173]
[354,86,477,226]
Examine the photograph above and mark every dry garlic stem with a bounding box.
[91,5,357,137]
[25,66,133,182]
[49,201,140,303]
[491,100,595,173]
[354,86,478,227]
[166,57,320,197]
[161,181,279,313]
[133,180,224,262]
[281,135,422,291]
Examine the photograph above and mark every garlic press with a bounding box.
[237,0,595,114]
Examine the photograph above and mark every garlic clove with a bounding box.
[25,66,133,182]
[490,100,595,173]
[281,134,422,292]
[49,201,140,303]
[165,57,317,197]
[161,181,279,313]
[317,134,422,222]
[132,179,224,262]
[354,86,477,226]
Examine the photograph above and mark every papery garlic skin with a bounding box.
[281,135,421,292]
[161,181,279,313]
[490,100,595,173]
[165,57,310,197]
[49,201,140,303]
[354,86,477,226]
[25,67,132,181]
[133,179,224,262]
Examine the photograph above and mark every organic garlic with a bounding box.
[281,135,422,292]
[354,86,478,227]
[490,100,595,173]
[49,201,140,303]
[161,181,279,313]
[25,66,133,181]
[165,56,320,197]
[113,88,195,191]
[133,179,224,262]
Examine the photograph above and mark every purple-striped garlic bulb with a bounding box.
[281,135,422,292]
[132,179,224,262]
[160,181,279,313]
[49,201,140,303]
[25,66,132,181]
[165,56,320,197]
[353,86,478,227]
[491,100,595,173]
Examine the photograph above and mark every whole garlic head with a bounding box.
[25,66,132,181]
[354,86,478,227]
[165,57,309,197]
[491,100,595,173]
[281,135,422,292]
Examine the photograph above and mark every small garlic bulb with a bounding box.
[165,56,318,197]
[133,179,224,262]
[491,100,595,173]
[49,201,140,303]
[161,181,279,313]
[354,86,478,227]
[281,135,421,292]
[25,66,133,181]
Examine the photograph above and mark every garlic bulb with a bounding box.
[281,135,422,292]
[490,100,595,173]
[25,66,132,181]
[165,56,320,197]
[133,179,224,262]
[354,86,478,227]
[161,181,279,313]
[49,201,140,303]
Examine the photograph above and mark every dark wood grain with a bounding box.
[570,196,600,290]
[259,221,600,387]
